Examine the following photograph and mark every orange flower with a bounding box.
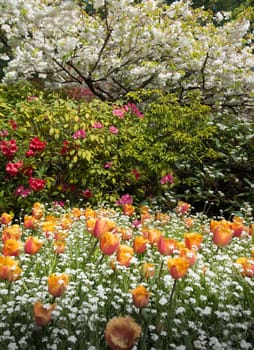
[99,232,120,256]
[0,212,13,225]
[2,239,22,256]
[175,201,191,215]
[115,227,133,241]
[212,222,233,247]
[230,216,246,237]
[236,257,254,278]
[130,285,150,308]
[123,204,135,216]
[155,212,170,224]
[84,207,96,218]
[60,214,73,230]
[167,257,189,279]
[93,217,116,239]
[53,240,66,255]
[0,256,22,281]
[142,228,162,246]
[24,215,39,229]
[105,316,141,350]
[116,245,134,267]
[2,224,22,242]
[184,217,194,229]
[157,236,177,255]
[86,218,97,233]
[140,262,155,280]
[32,202,44,219]
[184,232,203,250]
[133,236,148,254]
[24,236,43,255]
[71,207,83,218]
[34,300,56,327]
[48,273,69,297]
[180,247,197,267]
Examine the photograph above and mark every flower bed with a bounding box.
[0,201,253,350]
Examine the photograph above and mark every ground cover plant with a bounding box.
[0,200,253,350]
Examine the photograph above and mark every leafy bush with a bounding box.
[0,83,253,216]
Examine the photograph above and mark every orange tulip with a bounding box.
[123,204,135,216]
[236,257,254,278]
[0,256,22,281]
[0,212,13,225]
[60,214,73,230]
[158,236,177,255]
[99,232,120,256]
[184,232,203,250]
[53,240,66,255]
[86,218,97,233]
[180,248,197,267]
[133,236,148,254]
[24,236,43,255]
[175,201,191,215]
[32,202,44,219]
[115,227,133,241]
[2,224,22,242]
[24,215,39,229]
[230,216,246,237]
[116,245,134,267]
[130,285,150,308]
[142,228,162,246]
[71,207,83,218]
[155,212,170,224]
[140,262,155,280]
[34,300,56,327]
[48,273,69,297]
[2,239,22,256]
[84,207,96,219]
[105,316,141,350]
[212,222,233,248]
[93,217,116,239]
[167,257,189,279]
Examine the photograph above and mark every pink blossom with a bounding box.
[113,108,125,118]
[6,161,23,177]
[92,122,103,129]
[73,129,86,139]
[160,173,173,185]
[116,193,133,206]
[109,126,119,134]
[131,168,140,180]
[29,177,46,191]
[104,162,113,169]
[127,103,144,118]
[0,130,9,137]
[81,189,93,198]
[15,185,31,198]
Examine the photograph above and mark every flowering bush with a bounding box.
[0,201,253,349]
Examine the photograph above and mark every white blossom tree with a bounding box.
[0,0,253,116]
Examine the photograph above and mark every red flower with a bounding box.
[28,137,46,153]
[131,168,140,180]
[0,139,18,158]
[29,177,46,191]
[5,161,23,177]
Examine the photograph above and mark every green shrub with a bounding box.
[0,83,253,216]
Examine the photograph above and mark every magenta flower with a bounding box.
[15,186,31,198]
[104,162,113,169]
[29,177,46,191]
[92,122,103,129]
[160,173,174,185]
[127,103,144,118]
[81,189,93,198]
[109,126,119,134]
[6,161,23,177]
[113,108,125,118]
[116,193,133,206]
[73,129,86,139]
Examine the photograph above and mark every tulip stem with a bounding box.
[86,239,98,261]
[157,259,164,284]
[215,246,220,254]
[169,279,177,310]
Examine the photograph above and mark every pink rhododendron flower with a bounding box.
[82,189,93,198]
[116,194,133,206]
[9,120,17,130]
[15,186,31,198]
[29,177,46,191]
[29,137,46,153]
[127,103,144,118]
[73,129,86,139]
[104,162,113,169]
[6,161,23,177]
[0,130,9,137]
[0,139,18,158]
[113,108,126,118]
[131,168,140,180]
[92,122,103,129]
[109,126,119,134]
[160,173,173,185]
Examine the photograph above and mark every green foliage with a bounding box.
[0,83,253,216]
